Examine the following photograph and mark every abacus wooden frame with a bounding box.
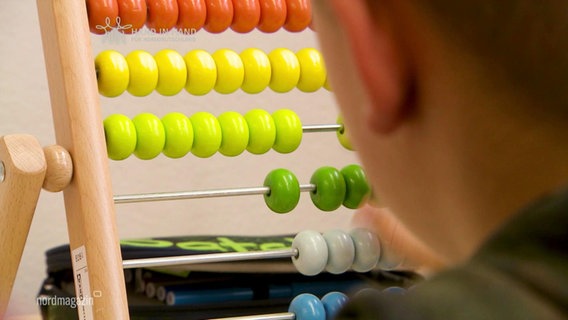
[34,1,324,319]
[37,0,130,318]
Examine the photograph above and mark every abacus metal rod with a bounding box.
[114,184,316,204]
[302,123,342,133]
[122,248,298,269]
[209,312,295,320]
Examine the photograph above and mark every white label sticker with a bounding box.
[72,246,94,320]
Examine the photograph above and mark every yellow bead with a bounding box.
[126,50,158,97]
[154,49,187,96]
[95,50,129,97]
[337,115,354,151]
[132,113,166,160]
[212,49,245,94]
[272,109,302,154]
[104,114,137,160]
[268,48,300,93]
[240,48,271,94]
[218,111,250,157]
[296,48,327,93]
[161,112,193,159]
[190,112,222,158]
[245,109,276,155]
[184,50,217,96]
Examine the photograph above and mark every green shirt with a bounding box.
[338,188,568,319]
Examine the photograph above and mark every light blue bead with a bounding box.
[289,294,326,320]
[321,292,348,320]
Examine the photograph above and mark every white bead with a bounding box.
[292,230,328,276]
[350,228,381,272]
[323,230,355,274]
[377,243,403,270]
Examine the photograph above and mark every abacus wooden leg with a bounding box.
[0,135,46,318]
[37,0,129,319]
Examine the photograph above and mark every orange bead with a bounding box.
[283,0,311,32]
[146,0,179,33]
[257,0,286,33]
[177,0,207,33]
[116,0,147,34]
[204,0,234,33]
[231,0,261,33]
[87,0,119,34]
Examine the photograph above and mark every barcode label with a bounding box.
[72,246,94,320]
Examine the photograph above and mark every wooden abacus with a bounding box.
[0,0,383,319]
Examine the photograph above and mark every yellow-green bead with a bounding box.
[218,111,249,157]
[95,50,129,97]
[240,48,271,94]
[272,109,302,154]
[190,112,222,158]
[104,114,137,160]
[125,50,158,97]
[154,49,187,96]
[184,50,217,96]
[296,48,327,93]
[337,115,354,151]
[212,49,245,94]
[268,48,301,93]
[132,113,166,160]
[245,109,276,155]
[324,76,332,91]
[161,112,193,159]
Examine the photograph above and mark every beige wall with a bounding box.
[1,1,357,316]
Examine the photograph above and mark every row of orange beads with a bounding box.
[87,0,312,34]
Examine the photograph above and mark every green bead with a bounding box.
[190,112,222,158]
[340,164,371,209]
[245,109,276,155]
[104,114,137,160]
[132,113,166,160]
[161,112,193,159]
[272,109,302,154]
[310,166,347,212]
[218,111,250,157]
[336,115,354,151]
[264,168,300,214]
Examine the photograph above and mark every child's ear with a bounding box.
[328,0,411,133]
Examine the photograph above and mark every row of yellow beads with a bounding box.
[95,48,329,97]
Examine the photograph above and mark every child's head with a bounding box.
[313,1,568,263]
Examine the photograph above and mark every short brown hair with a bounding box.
[396,1,568,117]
